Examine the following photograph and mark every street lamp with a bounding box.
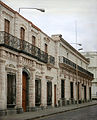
[71,43,82,46]
[70,43,83,51]
[78,48,83,51]
[19,7,45,13]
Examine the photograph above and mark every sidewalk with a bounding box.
[1,101,97,120]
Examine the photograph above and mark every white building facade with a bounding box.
[0,1,93,116]
[82,52,97,100]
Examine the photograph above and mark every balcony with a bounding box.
[59,56,93,78]
[0,31,48,63]
[48,55,55,65]
[59,56,76,69]
[47,55,55,69]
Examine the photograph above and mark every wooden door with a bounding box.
[32,36,36,46]
[20,27,25,49]
[4,19,10,33]
[45,43,48,53]
[4,19,10,44]
[20,27,25,40]
[54,85,56,106]
[22,72,27,112]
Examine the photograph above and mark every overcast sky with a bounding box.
[2,0,97,52]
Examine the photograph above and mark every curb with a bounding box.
[27,103,97,120]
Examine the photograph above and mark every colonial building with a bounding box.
[82,52,97,100]
[52,35,93,105]
[0,1,93,116]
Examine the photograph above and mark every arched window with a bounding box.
[32,36,36,46]
[20,27,25,40]
[45,43,48,53]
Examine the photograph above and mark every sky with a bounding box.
[2,0,97,52]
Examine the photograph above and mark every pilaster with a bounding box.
[74,80,77,100]
[0,59,6,116]
[16,56,23,113]
[28,67,36,110]
[41,65,47,107]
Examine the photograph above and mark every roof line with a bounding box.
[61,38,89,63]
[0,1,41,31]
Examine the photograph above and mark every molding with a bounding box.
[2,11,14,18]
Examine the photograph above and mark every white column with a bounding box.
[86,81,89,100]
[52,82,54,107]
[74,80,77,100]
[41,66,47,107]
[65,76,70,100]
[29,68,36,108]
[0,59,6,115]
[16,65,23,113]
[79,82,82,100]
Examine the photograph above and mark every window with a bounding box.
[47,82,52,105]
[84,85,86,100]
[89,87,91,100]
[61,80,65,99]
[35,79,41,106]
[7,74,16,108]
[20,27,25,40]
[4,19,10,33]
[45,43,48,53]
[32,36,36,46]
[70,82,73,99]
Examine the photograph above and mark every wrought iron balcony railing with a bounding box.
[59,56,76,69]
[0,31,48,63]
[59,56,93,78]
[48,55,55,65]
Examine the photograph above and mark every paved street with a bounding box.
[37,105,97,120]
[1,102,97,120]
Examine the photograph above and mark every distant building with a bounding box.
[0,1,93,116]
[82,52,97,100]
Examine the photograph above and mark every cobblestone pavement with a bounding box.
[37,105,97,120]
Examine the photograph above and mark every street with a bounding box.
[36,105,97,120]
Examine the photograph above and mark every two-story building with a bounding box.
[0,1,93,116]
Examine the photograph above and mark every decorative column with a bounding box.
[29,62,36,111]
[41,65,47,108]
[79,81,82,103]
[65,75,70,100]
[80,82,82,100]
[16,56,23,113]
[0,59,6,116]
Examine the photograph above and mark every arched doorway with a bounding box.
[22,69,29,112]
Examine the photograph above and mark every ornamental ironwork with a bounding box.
[0,31,50,63]
[48,55,55,65]
[59,56,93,78]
